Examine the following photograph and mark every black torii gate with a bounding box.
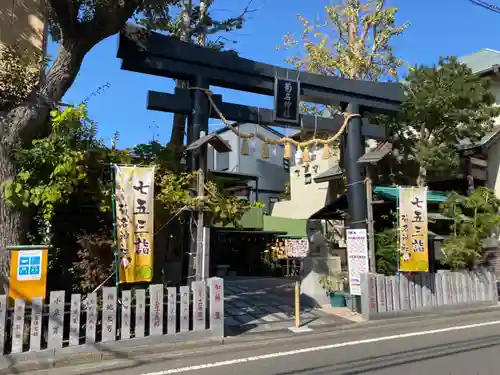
[117,24,404,281]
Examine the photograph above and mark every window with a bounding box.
[216,151,229,171]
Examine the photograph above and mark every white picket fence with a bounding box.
[360,269,498,320]
[1,277,224,355]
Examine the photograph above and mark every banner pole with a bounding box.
[396,186,400,278]
[111,164,119,287]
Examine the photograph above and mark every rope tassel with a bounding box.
[323,143,330,160]
[284,142,291,159]
[241,138,249,155]
[261,142,269,159]
[303,147,310,163]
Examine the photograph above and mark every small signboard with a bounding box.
[273,77,300,124]
[346,229,369,296]
[8,245,48,303]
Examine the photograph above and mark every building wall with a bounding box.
[271,138,381,220]
[0,0,47,54]
[489,76,500,104]
[487,136,500,197]
[486,78,500,198]
[272,146,342,219]
[224,123,287,192]
[208,124,289,211]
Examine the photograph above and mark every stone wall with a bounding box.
[360,270,498,320]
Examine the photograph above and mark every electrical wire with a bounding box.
[469,0,500,13]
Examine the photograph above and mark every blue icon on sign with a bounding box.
[19,257,30,266]
[17,252,43,279]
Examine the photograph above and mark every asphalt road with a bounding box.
[35,309,500,375]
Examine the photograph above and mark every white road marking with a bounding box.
[142,320,500,375]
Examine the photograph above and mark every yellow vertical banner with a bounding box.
[398,187,429,272]
[115,165,155,283]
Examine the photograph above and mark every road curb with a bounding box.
[0,337,224,375]
[225,303,500,343]
[1,303,498,374]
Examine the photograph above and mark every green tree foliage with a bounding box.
[3,106,110,220]
[440,187,500,270]
[278,0,407,148]
[382,57,500,186]
[0,44,46,112]
[374,228,398,275]
[280,0,408,81]
[1,105,250,291]
[0,0,185,292]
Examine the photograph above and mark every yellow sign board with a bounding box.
[114,165,155,283]
[8,246,48,303]
[398,187,429,272]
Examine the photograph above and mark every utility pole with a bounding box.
[185,77,209,284]
[195,168,205,281]
[190,1,212,282]
[365,175,376,272]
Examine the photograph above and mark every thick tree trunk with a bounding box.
[0,144,24,293]
[8,40,88,142]
[0,39,88,293]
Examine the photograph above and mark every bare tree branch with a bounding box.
[197,0,258,35]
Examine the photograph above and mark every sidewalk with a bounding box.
[224,278,352,335]
[2,303,499,375]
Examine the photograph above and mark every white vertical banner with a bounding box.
[346,229,370,296]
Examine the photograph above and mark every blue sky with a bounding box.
[47,0,500,147]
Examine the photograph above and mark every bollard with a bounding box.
[295,280,300,328]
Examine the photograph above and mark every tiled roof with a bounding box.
[313,164,343,183]
[373,186,449,203]
[457,126,500,150]
[357,142,392,164]
[186,133,232,153]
